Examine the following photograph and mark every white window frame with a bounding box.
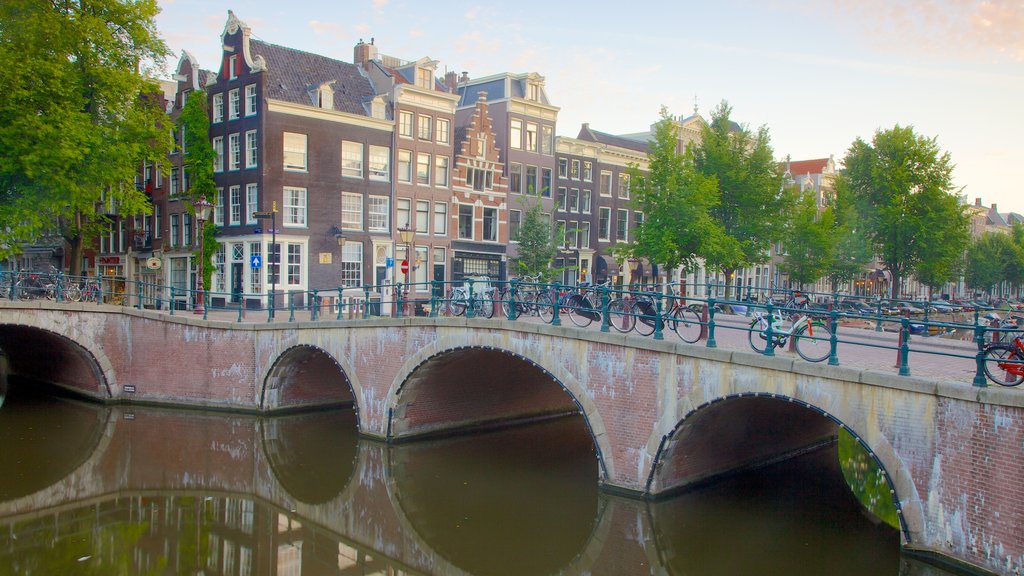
[416,153,430,186]
[245,184,258,225]
[417,115,432,141]
[229,185,241,226]
[368,196,389,232]
[525,123,538,152]
[616,208,629,242]
[283,187,307,227]
[212,93,224,123]
[228,133,240,171]
[434,155,449,187]
[433,201,447,235]
[341,141,363,179]
[245,130,258,168]
[244,84,257,116]
[510,119,522,150]
[228,88,240,120]
[398,111,413,138]
[368,145,389,181]
[213,187,224,226]
[598,207,611,241]
[283,133,307,171]
[436,118,450,145]
[397,149,412,183]
[212,137,224,172]
[341,192,363,230]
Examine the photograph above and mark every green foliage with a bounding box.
[692,101,788,288]
[511,199,560,281]
[965,232,1019,294]
[618,107,737,274]
[826,179,875,291]
[840,125,968,297]
[179,91,217,202]
[838,428,900,530]
[0,0,172,272]
[779,188,835,288]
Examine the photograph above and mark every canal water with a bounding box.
[0,383,957,575]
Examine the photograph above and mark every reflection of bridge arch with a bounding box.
[647,392,917,544]
[259,410,359,505]
[260,344,358,418]
[0,322,113,398]
[387,341,613,482]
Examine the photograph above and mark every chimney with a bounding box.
[353,38,378,69]
[459,71,470,83]
[975,197,982,207]
[991,203,997,213]
[444,71,458,94]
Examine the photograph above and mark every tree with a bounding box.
[779,188,834,289]
[179,91,218,289]
[691,101,788,298]
[0,0,172,274]
[620,107,736,276]
[965,233,1014,296]
[839,125,969,299]
[825,179,874,293]
[510,199,560,281]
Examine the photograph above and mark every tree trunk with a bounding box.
[68,210,84,277]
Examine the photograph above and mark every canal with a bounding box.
[0,382,959,575]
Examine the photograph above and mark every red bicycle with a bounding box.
[982,325,1024,386]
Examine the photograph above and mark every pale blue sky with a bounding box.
[156,0,1024,214]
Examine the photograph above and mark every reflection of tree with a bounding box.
[838,429,899,529]
[1,519,165,576]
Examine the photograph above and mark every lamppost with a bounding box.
[627,257,641,293]
[193,196,213,315]
[398,225,414,316]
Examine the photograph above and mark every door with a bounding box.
[231,263,243,303]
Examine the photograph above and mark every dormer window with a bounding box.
[527,83,540,102]
[310,82,334,110]
[416,68,432,89]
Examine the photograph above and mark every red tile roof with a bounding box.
[787,158,830,176]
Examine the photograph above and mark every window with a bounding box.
[541,126,553,155]
[434,156,449,187]
[616,208,628,241]
[398,111,413,138]
[228,88,240,120]
[228,133,240,170]
[580,221,591,249]
[433,247,446,290]
[341,192,362,230]
[570,159,580,180]
[525,123,538,152]
[213,137,224,172]
[618,173,630,199]
[634,211,645,231]
[417,115,432,140]
[369,145,389,181]
[556,187,567,212]
[568,221,579,248]
[215,244,226,291]
[467,167,492,191]
[598,207,611,241]
[245,184,258,224]
[416,153,430,185]
[245,84,257,116]
[416,68,432,88]
[509,209,521,241]
[510,119,522,150]
[245,130,258,168]
[569,188,579,213]
[283,133,307,171]
[558,158,568,178]
[600,171,612,196]
[556,220,566,248]
[248,243,261,293]
[283,187,307,227]
[368,196,389,232]
[212,93,223,123]
[525,165,537,195]
[509,163,522,194]
[583,161,593,182]
[433,202,447,235]
[154,204,161,238]
[416,200,429,233]
[341,141,363,178]
[214,188,224,225]
[436,118,450,144]
[541,167,552,197]
[340,242,362,288]
[458,204,473,239]
[228,55,238,80]
[483,208,497,241]
[528,83,540,101]
[169,214,179,247]
[170,167,179,196]
[397,150,412,183]
[582,189,592,214]
[183,214,192,246]
[397,198,411,229]
[229,186,241,225]
[287,244,301,286]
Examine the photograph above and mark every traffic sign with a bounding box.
[250,255,262,269]
[400,259,409,274]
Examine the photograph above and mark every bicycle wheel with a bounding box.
[537,291,556,324]
[633,303,656,337]
[794,321,832,363]
[983,345,1024,386]
[479,294,495,318]
[64,284,82,302]
[607,299,634,333]
[498,289,517,320]
[567,295,594,328]
[448,292,466,316]
[748,319,769,354]
[672,307,703,343]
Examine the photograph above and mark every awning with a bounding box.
[594,255,617,276]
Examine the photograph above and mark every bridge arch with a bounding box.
[386,338,614,482]
[646,391,920,544]
[0,322,113,398]
[260,344,359,418]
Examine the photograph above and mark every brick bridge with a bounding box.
[1,301,1023,574]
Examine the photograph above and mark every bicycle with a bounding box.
[981,321,1024,386]
[563,281,610,328]
[748,308,833,362]
[499,275,541,320]
[446,281,495,318]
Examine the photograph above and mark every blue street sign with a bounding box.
[250,255,262,269]
[386,257,394,268]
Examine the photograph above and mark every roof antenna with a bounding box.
[693,94,699,115]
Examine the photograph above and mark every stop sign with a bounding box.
[400,259,409,274]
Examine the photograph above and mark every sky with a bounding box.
[155,0,1024,214]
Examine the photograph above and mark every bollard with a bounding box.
[764,302,776,357]
[898,317,911,376]
[600,286,611,333]
[828,307,840,366]
[973,325,988,387]
[706,297,717,348]
[551,282,562,326]
[363,285,370,319]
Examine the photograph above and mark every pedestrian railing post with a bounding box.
[706,297,717,348]
[430,281,440,318]
[508,280,519,321]
[763,302,775,357]
[169,287,176,316]
[267,293,273,323]
[237,299,244,323]
[466,278,476,319]
[899,317,911,376]
[135,279,142,309]
[875,300,883,332]
[396,283,404,318]
[363,285,371,319]
[828,307,840,366]
[288,291,296,322]
[973,325,989,387]
[600,286,611,333]
[311,290,319,321]
[652,292,664,340]
[203,290,209,320]
[551,281,562,326]
[336,287,345,320]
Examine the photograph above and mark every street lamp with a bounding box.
[193,196,213,315]
[627,257,641,292]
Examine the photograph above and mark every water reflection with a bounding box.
[0,390,958,576]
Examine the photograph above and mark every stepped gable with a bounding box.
[250,40,376,116]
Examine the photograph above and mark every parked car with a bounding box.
[839,300,875,315]
[894,302,925,315]
[931,299,962,313]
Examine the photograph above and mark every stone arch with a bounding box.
[0,322,113,398]
[260,344,358,419]
[386,335,615,482]
[646,391,920,545]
